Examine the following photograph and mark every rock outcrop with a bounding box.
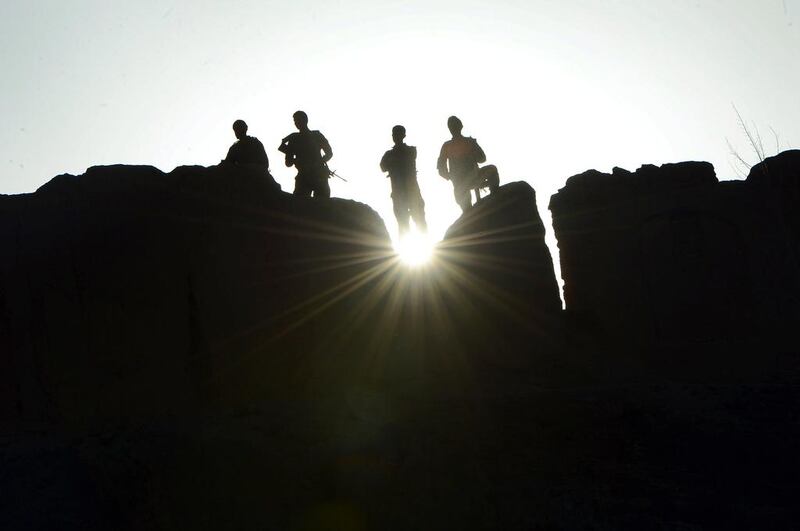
[0,164,392,422]
[444,181,561,317]
[439,182,562,359]
[549,151,800,350]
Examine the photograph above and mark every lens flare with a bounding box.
[395,231,435,266]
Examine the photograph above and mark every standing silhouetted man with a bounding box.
[437,116,486,212]
[224,119,270,171]
[380,125,427,235]
[278,111,333,198]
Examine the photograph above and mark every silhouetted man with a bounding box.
[437,116,486,212]
[224,119,270,171]
[380,125,427,235]
[278,111,333,198]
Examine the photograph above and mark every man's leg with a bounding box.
[409,188,427,232]
[293,175,313,197]
[393,196,411,235]
[453,179,471,213]
[312,170,331,199]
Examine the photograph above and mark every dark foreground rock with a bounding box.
[1,160,799,529]
[0,164,391,423]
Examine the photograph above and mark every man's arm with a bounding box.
[437,143,449,179]
[254,139,269,169]
[223,143,237,164]
[277,135,290,154]
[380,150,390,174]
[472,138,487,164]
[278,135,295,167]
[318,132,333,163]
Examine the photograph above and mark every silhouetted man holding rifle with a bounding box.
[278,110,333,198]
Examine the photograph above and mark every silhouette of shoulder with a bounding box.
[279,132,299,149]
[280,130,328,153]
[382,144,416,177]
[384,144,416,157]
[442,136,473,151]
[441,136,484,161]
[226,135,268,166]
[284,130,327,143]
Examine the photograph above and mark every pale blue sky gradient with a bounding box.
[2,1,798,250]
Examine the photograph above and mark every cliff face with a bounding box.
[549,152,800,349]
[0,167,569,529]
[2,158,800,529]
[0,167,563,424]
[0,164,392,421]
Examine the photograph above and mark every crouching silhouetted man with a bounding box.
[380,125,427,235]
[224,119,270,171]
[437,115,486,213]
[278,110,333,198]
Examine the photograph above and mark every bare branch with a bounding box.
[733,103,764,164]
[726,137,752,171]
[754,124,765,162]
[769,126,781,153]
[728,160,747,179]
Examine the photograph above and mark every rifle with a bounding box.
[329,170,348,182]
[323,163,349,182]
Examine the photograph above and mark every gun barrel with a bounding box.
[330,170,348,182]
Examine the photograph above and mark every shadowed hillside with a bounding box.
[1,155,799,529]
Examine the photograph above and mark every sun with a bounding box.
[394,231,435,266]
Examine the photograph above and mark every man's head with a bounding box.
[232,119,248,140]
[447,116,463,136]
[392,125,406,145]
[293,110,309,130]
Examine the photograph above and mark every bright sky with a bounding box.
[2,0,799,286]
